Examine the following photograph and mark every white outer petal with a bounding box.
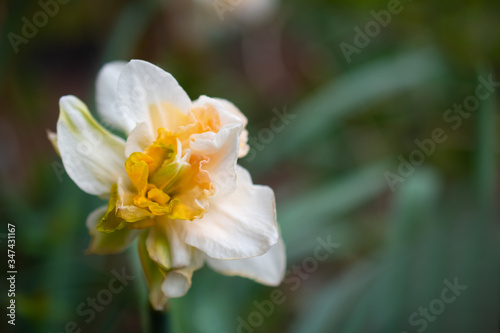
[165,219,204,269]
[207,237,286,286]
[181,165,279,259]
[116,60,191,136]
[57,95,126,196]
[95,61,137,133]
[160,219,205,298]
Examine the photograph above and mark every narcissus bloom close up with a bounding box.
[48,60,285,310]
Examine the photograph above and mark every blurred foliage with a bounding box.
[0,0,499,332]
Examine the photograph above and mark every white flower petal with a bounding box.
[147,216,205,269]
[192,95,244,127]
[138,233,169,311]
[153,218,205,298]
[182,165,279,259]
[189,123,242,198]
[57,95,126,196]
[85,206,139,254]
[116,60,191,135]
[190,96,247,198]
[125,122,154,156]
[145,223,173,270]
[212,98,250,157]
[165,218,205,269]
[161,268,194,298]
[95,61,136,133]
[116,177,153,222]
[207,237,286,286]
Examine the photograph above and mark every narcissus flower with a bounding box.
[48,60,285,310]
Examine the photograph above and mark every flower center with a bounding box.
[123,103,223,222]
[123,128,210,221]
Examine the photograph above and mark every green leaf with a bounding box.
[289,168,443,333]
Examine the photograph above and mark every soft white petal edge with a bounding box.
[207,237,286,286]
[212,97,250,158]
[192,95,244,127]
[189,123,242,198]
[57,95,127,196]
[182,165,279,259]
[95,61,137,134]
[116,60,191,136]
[190,96,247,197]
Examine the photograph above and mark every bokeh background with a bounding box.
[1,0,500,332]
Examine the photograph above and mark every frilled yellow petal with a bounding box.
[143,142,174,174]
[134,197,171,216]
[116,177,153,223]
[167,198,197,220]
[149,159,187,191]
[125,152,151,195]
[127,218,155,229]
[147,188,170,205]
[121,125,215,221]
[163,156,213,221]
[168,190,209,221]
[117,202,153,223]
[96,182,154,231]
[156,128,180,148]
[135,186,173,216]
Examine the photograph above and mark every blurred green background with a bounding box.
[1,0,499,332]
